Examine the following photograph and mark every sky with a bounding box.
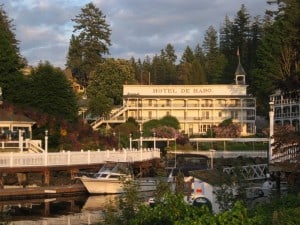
[1,0,272,69]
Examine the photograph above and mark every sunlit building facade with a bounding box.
[92,61,256,136]
[270,90,300,131]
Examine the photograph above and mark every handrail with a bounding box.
[169,150,268,158]
[0,148,161,168]
[27,140,44,153]
[223,163,268,180]
[271,145,300,163]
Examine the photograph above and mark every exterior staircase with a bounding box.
[91,105,128,130]
[27,140,44,153]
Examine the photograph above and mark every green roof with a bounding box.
[0,110,35,124]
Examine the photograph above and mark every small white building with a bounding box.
[92,61,256,136]
[0,109,35,140]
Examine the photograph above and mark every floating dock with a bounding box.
[0,184,87,200]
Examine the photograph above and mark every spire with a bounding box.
[235,47,246,85]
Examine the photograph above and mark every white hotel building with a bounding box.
[92,63,256,136]
[270,90,300,131]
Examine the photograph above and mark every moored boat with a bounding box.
[78,162,157,194]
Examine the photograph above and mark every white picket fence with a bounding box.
[0,148,161,168]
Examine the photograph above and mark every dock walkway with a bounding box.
[0,183,87,200]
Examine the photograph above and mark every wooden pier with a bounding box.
[0,183,87,200]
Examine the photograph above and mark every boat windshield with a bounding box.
[111,164,130,174]
[98,163,117,173]
[98,163,131,175]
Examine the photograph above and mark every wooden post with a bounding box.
[43,169,50,186]
[70,168,79,180]
[0,173,4,189]
[44,201,50,216]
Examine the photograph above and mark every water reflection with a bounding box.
[0,195,119,225]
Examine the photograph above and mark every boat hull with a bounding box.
[80,177,157,194]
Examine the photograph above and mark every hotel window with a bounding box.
[229,99,236,107]
[167,99,171,107]
[218,111,222,118]
[231,110,238,119]
[166,111,170,116]
[218,99,226,107]
[128,100,133,106]
[149,99,152,106]
[148,111,152,119]
[202,111,209,119]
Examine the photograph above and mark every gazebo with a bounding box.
[0,109,35,141]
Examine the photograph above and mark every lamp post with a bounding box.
[113,131,121,150]
[209,149,216,169]
[19,129,24,152]
[269,101,275,163]
[174,137,177,168]
[45,130,48,153]
[140,131,143,150]
[113,131,116,150]
[118,131,120,150]
[129,133,132,151]
[153,131,156,150]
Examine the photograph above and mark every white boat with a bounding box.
[78,162,157,194]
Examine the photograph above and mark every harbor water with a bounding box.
[0,195,118,225]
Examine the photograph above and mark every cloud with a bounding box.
[1,0,270,68]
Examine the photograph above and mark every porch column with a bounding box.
[269,101,275,163]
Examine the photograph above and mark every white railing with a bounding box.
[0,139,43,151]
[0,141,21,149]
[0,148,161,168]
[271,145,300,163]
[27,140,44,153]
[170,150,267,158]
[223,164,268,180]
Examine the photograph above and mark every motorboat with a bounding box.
[78,162,158,194]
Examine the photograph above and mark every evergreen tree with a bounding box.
[202,25,220,83]
[141,56,152,85]
[219,15,234,83]
[194,44,205,66]
[153,49,177,85]
[0,4,26,103]
[191,59,207,84]
[219,5,253,84]
[248,16,263,70]
[180,46,194,64]
[252,0,300,115]
[164,43,177,64]
[28,61,78,121]
[219,15,233,60]
[177,62,192,85]
[232,4,251,57]
[66,2,111,88]
[231,5,251,82]
[66,35,86,86]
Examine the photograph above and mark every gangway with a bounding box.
[223,164,268,180]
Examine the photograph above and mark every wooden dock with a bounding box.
[0,183,87,200]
